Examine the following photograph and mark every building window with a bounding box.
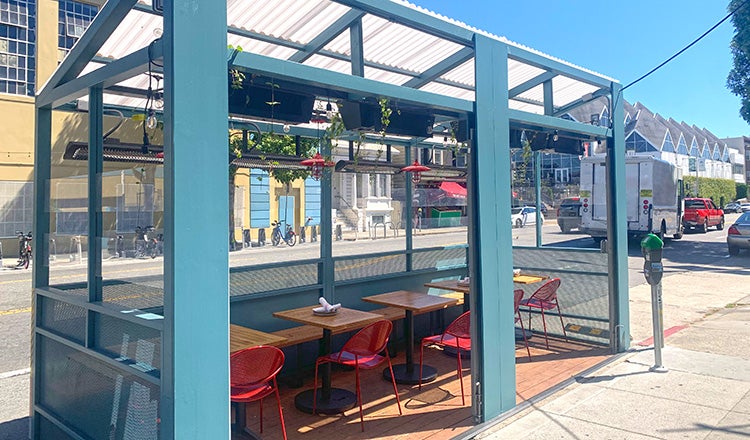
[554,168,570,184]
[0,181,33,238]
[0,0,35,96]
[58,0,97,62]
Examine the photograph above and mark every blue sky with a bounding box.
[411,0,749,138]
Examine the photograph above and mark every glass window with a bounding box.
[57,0,97,61]
[0,0,34,96]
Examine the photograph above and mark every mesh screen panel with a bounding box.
[39,297,86,344]
[513,248,609,343]
[37,414,75,440]
[230,262,318,296]
[334,254,406,281]
[95,314,161,374]
[39,336,160,440]
[102,278,165,310]
[412,247,467,270]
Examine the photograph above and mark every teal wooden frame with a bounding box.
[31,1,629,436]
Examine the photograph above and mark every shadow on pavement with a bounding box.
[0,417,28,440]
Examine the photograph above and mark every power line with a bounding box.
[622,0,748,92]
[610,0,749,128]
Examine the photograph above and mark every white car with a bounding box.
[741,203,750,213]
[511,206,545,228]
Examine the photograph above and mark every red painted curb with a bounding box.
[635,325,688,347]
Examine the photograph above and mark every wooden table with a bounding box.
[273,305,383,415]
[424,273,548,294]
[362,291,459,384]
[424,274,549,341]
[229,324,288,353]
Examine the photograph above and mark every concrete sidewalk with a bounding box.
[474,271,750,440]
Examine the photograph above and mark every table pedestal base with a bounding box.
[383,363,437,385]
[516,328,533,340]
[294,388,357,415]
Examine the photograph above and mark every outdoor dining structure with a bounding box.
[31,1,629,439]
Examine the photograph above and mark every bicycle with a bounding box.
[270,221,296,247]
[15,231,32,269]
[134,226,159,258]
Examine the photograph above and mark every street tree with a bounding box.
[727,0,750,124]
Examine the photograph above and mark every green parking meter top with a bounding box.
[640,233,664,250]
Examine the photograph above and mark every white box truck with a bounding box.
[579,154,683,243]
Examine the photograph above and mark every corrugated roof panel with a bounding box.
[509,100,543,114]
[304,54,353,75]
[507,59,546,89]
[360,14,462,73]
[439,58,474,86]
[552,76,599,108]
[419,82,474,101]
[96,9,159,61]
[64,0,618,128]
[364,66,413,86]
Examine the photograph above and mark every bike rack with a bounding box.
[369,222,398,240]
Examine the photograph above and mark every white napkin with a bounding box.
[314,297,341,313]
[457,276,470,286]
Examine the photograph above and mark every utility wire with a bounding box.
[610,0,748,130]
[622,0,748,92]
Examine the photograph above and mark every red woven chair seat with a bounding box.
[422,333,472,351]
[320,351,385,368]
[230,383,275,402]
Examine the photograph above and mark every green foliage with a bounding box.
[737,182,748,199]
[683,176,736,202]
[727,0,750,124]
[513,139,533,187]
[259,133,318,186]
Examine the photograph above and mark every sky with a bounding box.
[410,0,749,138]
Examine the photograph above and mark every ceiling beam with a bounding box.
[38,0,137,98]
[508,71,556,98]
[402,47,474,89]
[288,9,366,63]
[38,43,161,109]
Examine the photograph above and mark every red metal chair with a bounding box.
[313,320,402,432]
[230,345,287,440]
[419,310,471,405]
[514,289,532,360]
[519,278,567,349]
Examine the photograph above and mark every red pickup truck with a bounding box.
[682,198,725,233]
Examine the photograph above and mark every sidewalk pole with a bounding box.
[650,281,668,372]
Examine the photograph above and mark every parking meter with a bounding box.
[640,233,667,372]
[641,233,663,285]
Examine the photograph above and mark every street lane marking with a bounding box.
[0,307,31,316]
[0,368,30,379]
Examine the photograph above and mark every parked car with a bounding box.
[741,202,750,212]
[511,206,544,228]
[727,211,750,256]
[556,197,582,233]
[723,202,742,213]
[682,198,724,233]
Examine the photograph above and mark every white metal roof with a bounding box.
[74,0,617,123]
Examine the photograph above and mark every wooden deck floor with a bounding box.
[233,335,610,440]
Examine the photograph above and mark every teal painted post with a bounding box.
[321,131,334,301]
[607,83,630,352]
[31,106,52,440]
[87,86,103,305]
[470,34,515,421]
[534,151,542,247]
[162,1,229,438]
[404,144,413,270]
